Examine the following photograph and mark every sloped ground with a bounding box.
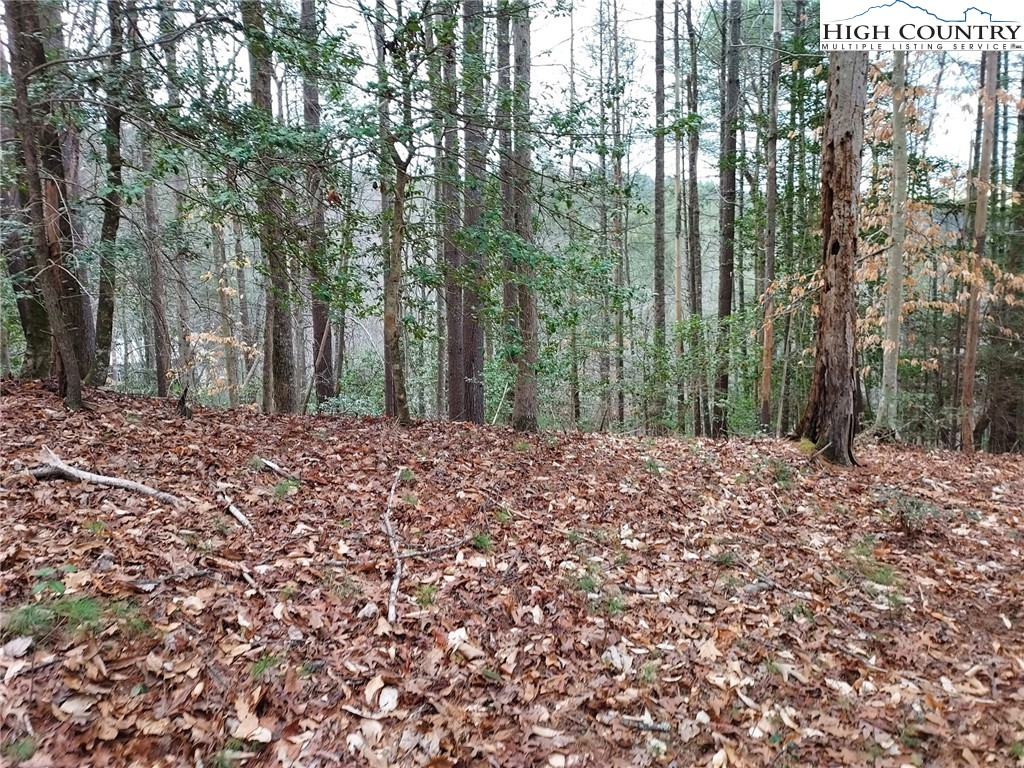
[1,380,1023,768]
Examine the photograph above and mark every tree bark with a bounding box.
[758,0,782,431]
[439,1,464,421]
[712,0,740,438]
[685,0,703,435]
[961,52,998,453]
[242,0,295,413]
[510,2,538,433]
[462,0,486,423]
[0,48,51,379]
[3,0,84,408]
[874,51,908,438]
[302,0,335,406]
[795,52,869,466]
[651,0,667,433]
[87,0,126,387]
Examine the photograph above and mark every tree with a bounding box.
[961,52,997,453]
[86,0,126,386]
[757,0,782,431]
[795,52,869,466]
[650,0,667,433]
[462,0,486,423]
[874,51,909,438]
[302,0,335,407]
[0,49,50,379]
[3,0,86,408]
[510,1,538,433]
[242,0,296,413]
[712,0,740,438]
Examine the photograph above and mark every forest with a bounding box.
[2,0,1021,457]
[3,1,1024,765]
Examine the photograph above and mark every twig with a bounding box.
[31,446,183,507]
[215,490,253,529]
[381,468,405,623]
[621,715,670,732]
[808,441,833,463]
[399,536,473,560]
[253,457,298,481]
[734,553,813,601]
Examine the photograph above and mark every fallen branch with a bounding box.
[381,468,405,623]
[253,457,297,481]
[399,536,472,560]
[31,446,183,507]
[215,489,253,529]
[621,715,670,733]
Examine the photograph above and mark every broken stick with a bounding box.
[31,446,183,507]
[380,467,405,623]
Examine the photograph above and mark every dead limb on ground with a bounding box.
[29,446,183,507]
[381,467,405,623]
[26,447,254,530]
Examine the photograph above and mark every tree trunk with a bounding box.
[875,51,909,438]
[440,1,464,421]
[242,0,295,413]
[302,0,335,406]
[795,52,869,466]
[758,0,782,431]
[510,2,538,433]
[87,0,126,387]
[712,0,740,438]
[0,48,52,379]
[961,52,998,453]
[3,0,84,408]
[462,0,486,423]
[685,0,703,435]
[651,0,667,433]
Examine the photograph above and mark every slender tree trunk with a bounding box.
[0,48,51,378]
[673,0,685,430]
[87,0,126,386]
[302,0,335,406]
[651,0,667,433]
[212,221,240,407]
[796,52,869,466]
[685,0,703,434]
[961,52,998,453]
[438,1,464,421]
[875,51,909,437]
[712,0,740,438]
[3,0,83,407]
[243,0,295,413]
[758,0,782,431]
[510,2,538,432]
[462,0,486,422]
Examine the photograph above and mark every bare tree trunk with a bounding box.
[439,1,464,421]
[462,0,486,423]
[3,0,83,407]
[0,47,51,378]
[650,0,667,433]
[961,52,998,453]
[243,0,295,413]
[302,0,335,406]
[758,0,781,431]
[510,2,538,432]
[87,0,126,386]
[875,51,908,437]
[712,0,739,438]
[685,0,703,434]
[212,220,240,407]
[796,52,869,466]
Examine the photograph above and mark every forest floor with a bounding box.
[1,381,1023,768]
